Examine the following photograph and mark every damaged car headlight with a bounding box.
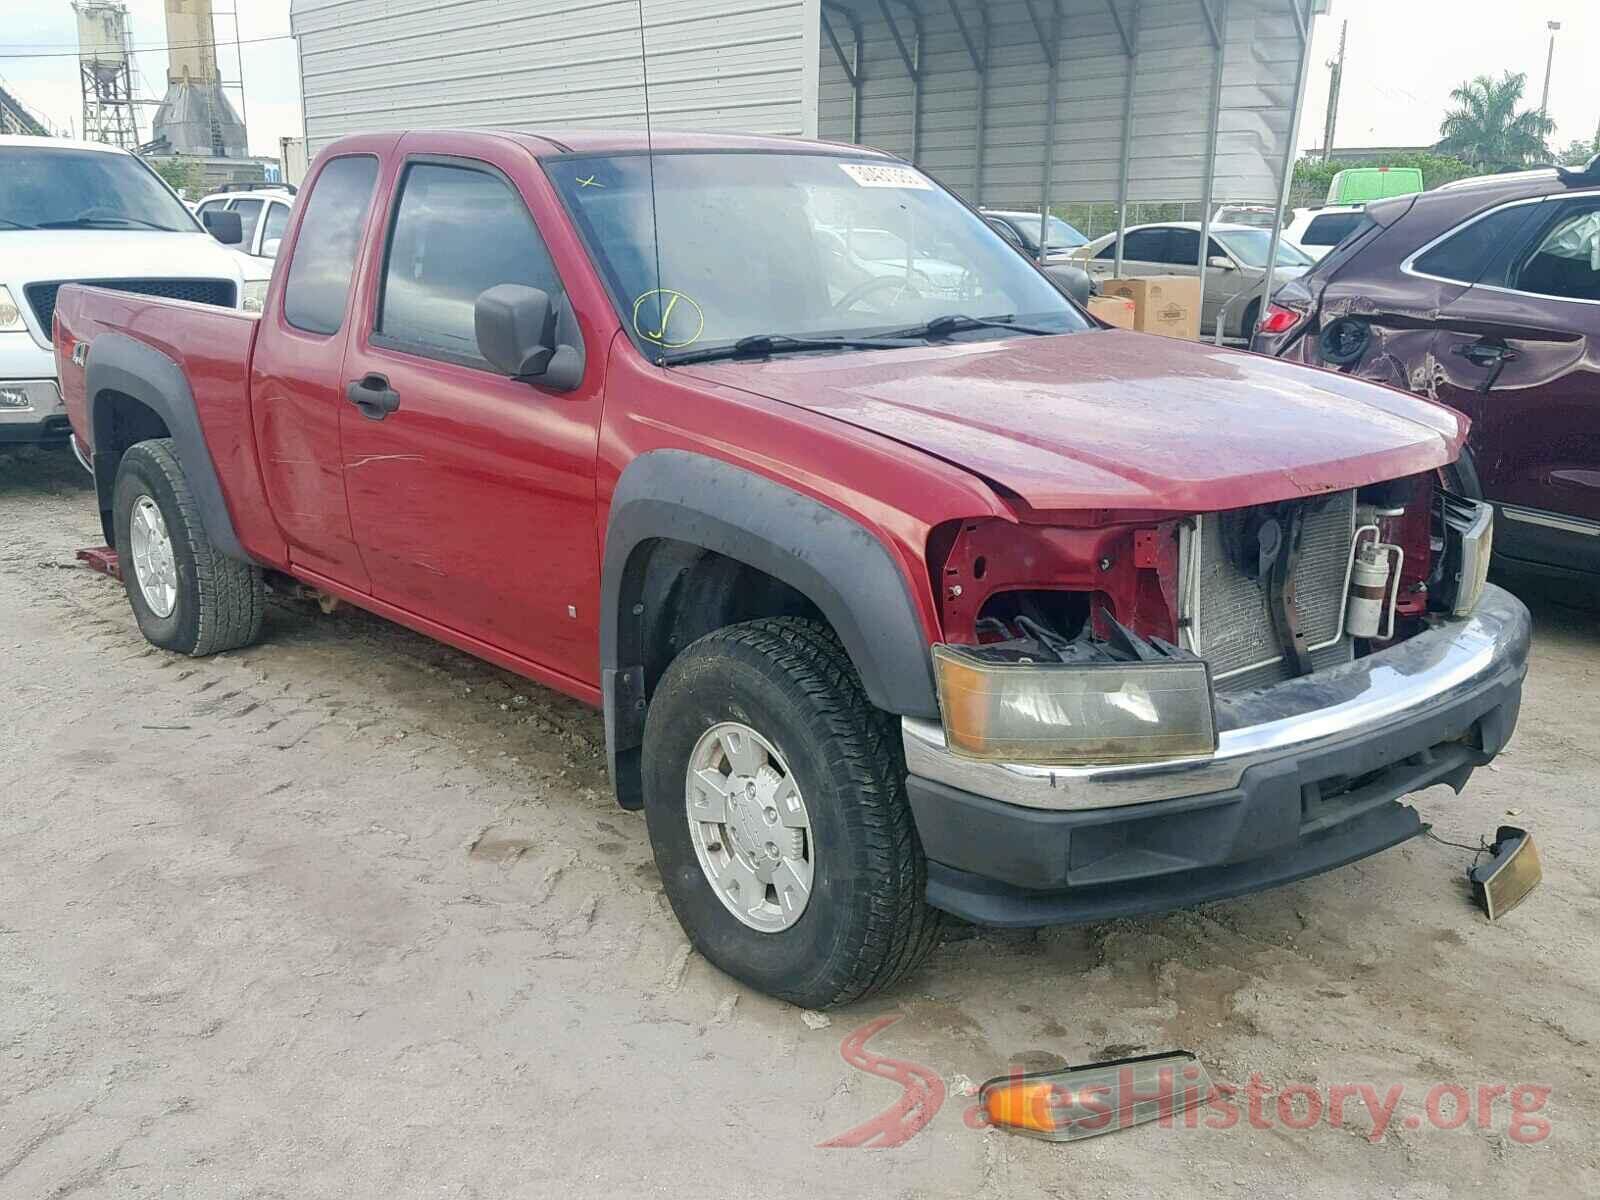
[1433,493,1494,617]
[932,646,1217,765]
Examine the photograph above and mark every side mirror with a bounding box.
[262,237,281,258]
[474,284,584,391]
[202,209,243,245]
[1207,254,1236,271]
[1043,264,1094,307]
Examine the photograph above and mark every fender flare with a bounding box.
[84,331,246,561]
[600,450,940,805]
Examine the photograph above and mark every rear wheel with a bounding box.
[1241,298,1261,341]
[641,617,940,1008]
[113,438,265,656]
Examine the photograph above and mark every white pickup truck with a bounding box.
[1,135,267,453]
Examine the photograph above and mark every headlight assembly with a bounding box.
[1433,493,1494,618]
[932,646,1217,765]
[0,285,26,332]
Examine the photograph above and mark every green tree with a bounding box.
[1437,71,1554,169]
[148,157,202,199]
[1557,137,1597,167]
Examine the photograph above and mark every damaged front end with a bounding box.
[927,470,1496,766]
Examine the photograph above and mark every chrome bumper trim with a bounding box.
[903,583,1531,812]
[71,431,93,474]
[0,378,62,423]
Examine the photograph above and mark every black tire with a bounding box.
[112,438,265,656]
[641,617,940,1008]
[1240,298,1261,342]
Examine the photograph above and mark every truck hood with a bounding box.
[2,229,245,346]
[682,329,1465,513]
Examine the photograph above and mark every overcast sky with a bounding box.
[0,1,1595,162]
[0,0,298,156]
[1300,0,1599,153]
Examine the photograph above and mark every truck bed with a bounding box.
[53,285,287,568]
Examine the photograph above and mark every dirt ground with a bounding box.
[2,442,1597,1199]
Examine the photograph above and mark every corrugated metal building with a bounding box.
[290,1,1323,212]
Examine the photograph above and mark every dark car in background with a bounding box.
[1253,158,1600,582]
[980,208,1088,261]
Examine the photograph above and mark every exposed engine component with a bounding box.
[1346,538,1398,638]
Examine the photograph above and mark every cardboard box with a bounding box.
[1086,294,1136,330]
[1098,275,1201,340]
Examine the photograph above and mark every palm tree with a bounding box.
[1437,72,1555,170]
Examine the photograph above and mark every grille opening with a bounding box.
[1182,490,1358,694]
[26,278,236,334]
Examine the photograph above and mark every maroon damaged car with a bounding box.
[1253,156,1600,582]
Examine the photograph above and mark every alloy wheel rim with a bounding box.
[128,494,178,619]
[685,721,814,933]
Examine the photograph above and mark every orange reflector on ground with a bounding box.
[979,1051,1212,1142]
[984,1081,1058,1134]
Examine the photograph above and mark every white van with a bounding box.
[1282,205,1369,261]
[1,136,257,450]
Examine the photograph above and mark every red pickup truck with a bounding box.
[54,129,1529,1009]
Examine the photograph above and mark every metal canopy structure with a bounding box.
[816,0,1319,315]
[291,0,1322,331]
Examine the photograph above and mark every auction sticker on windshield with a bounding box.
[839,163,933,190]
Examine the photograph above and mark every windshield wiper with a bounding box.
[879,313,1057,341]
[662,332,910,366]
[37,216,181,231]
[0,218,39,230]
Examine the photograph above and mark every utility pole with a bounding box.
[1320,19,1346,161]
[1540,20,1560,116]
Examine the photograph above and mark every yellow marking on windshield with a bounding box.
[632,289,705,349]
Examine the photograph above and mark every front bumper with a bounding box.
[0,379,69,445]
[904,584,1531,926]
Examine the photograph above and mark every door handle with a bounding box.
[1452,340,1520,393]
[1455,341,1519,368]
[346,373,401,420]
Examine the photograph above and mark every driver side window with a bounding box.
[376,161,563,366]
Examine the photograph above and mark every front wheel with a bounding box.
[112,438,265,656]
[641,618,940,1008]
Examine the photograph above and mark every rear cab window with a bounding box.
[282,155,380,335]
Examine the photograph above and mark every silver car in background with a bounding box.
[1071,220,1313,338]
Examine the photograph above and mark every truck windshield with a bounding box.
[0,147,199,233]
[549,152,1088,358]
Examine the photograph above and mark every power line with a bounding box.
[0,33,293,61]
